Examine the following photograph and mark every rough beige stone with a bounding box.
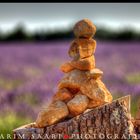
[52,88,73,103]
[60,62,75,73]
[86,68,103,79]
[57,69,88,90]
[69,38,96,59]
[71,55,95,70]
[35,101,69,128]
[68,40,80,60]
[80,79,113,104]
[67,94,89,116]
[78,38,96,59]
[73,19,96,38]
[87,99,105,108]
[60,55,95,72]
[58,69,112,108]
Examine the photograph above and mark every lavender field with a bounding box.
[0,40,140,134]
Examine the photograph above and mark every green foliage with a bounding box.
[125,73,140,85]
[131,100,138,117]
[23,66,42,77]
[131,96,139,117]
[15,92,40,106]
[112,94,122,100]
[0,23,140,42]
[95,27,115,40]
[0,112,32,139]
[0,77,24,91]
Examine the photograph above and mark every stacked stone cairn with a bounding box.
[35,19,113,128]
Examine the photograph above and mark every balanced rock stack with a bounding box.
[35,19,113,128]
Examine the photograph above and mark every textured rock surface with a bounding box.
[69,38,96,59]
[73,18,96,38]
[13,96,138,140]
[67,94,89,116]
[60,62,75,73]
[80,79,113,102]
[85,68,103,79]
[60,56,95,73]
[71,55,95,70]
[58,69,112,107]
[58,69,88,90]
[52,88,73,103]
[35,101,69,128]
[68,40,80,60]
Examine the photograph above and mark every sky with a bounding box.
[0,3,140,32]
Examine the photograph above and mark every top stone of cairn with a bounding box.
[73,19,96,39]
